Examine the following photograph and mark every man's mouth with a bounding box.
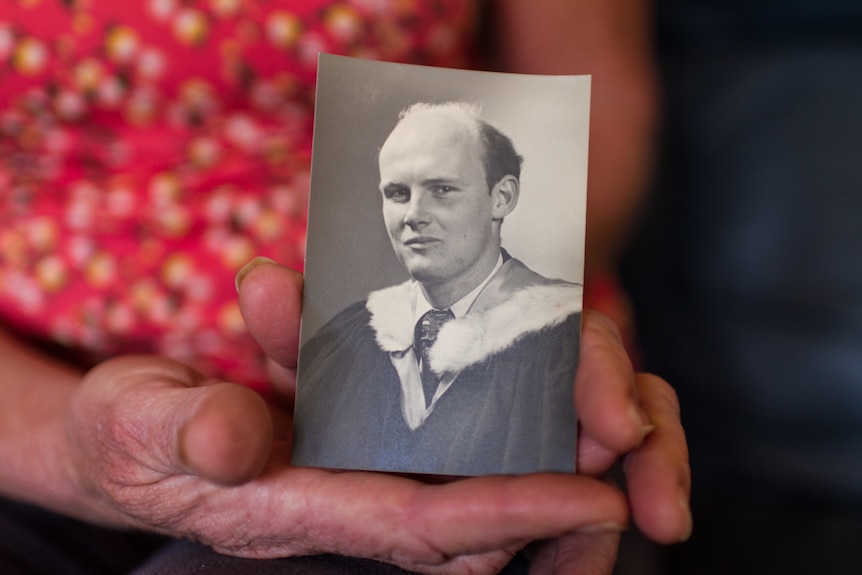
[403,237,440,247]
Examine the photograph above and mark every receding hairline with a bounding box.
[397,101,484,123]
[387,101,524,189]
[379,101,485,165]
[390,101,486,149]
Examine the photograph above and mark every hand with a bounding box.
[528,312,692,572]
[62,258,688,575]
[237,258,692,573]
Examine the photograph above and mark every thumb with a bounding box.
[75,356,273,487]
[236,257,303,370]
[177,382,273,486]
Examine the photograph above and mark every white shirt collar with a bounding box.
[411,254,504,324]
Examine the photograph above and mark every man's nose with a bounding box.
[403,191,431,228]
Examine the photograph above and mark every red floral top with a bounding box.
[0,0,480,390]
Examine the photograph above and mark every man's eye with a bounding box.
[384,187,410,202]
[431,185,455,195]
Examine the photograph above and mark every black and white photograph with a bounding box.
[292,54,590,476]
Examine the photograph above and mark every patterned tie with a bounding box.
[414,308,455,407]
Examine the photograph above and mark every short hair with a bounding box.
[398,101,524,191]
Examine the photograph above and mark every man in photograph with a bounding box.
[292,101,582,476]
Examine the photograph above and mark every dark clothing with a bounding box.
[620,0,862,572]
[130,540,529,575]
[0,498,165,575]
[292,257,581,476]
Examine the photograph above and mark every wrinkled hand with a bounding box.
[241,258,691,573]
[63,258,689,575]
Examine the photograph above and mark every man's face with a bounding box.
[378,109,499,297]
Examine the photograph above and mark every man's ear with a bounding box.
[491,175,520,221]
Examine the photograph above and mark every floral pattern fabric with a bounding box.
[0,0,479,389]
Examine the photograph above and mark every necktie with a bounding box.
[414,308,454,407]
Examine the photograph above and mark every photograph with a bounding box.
[291,54,591,476]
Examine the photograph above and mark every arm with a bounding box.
[492,0,660,278]
[0,329,83,517]
[0,326,272,528]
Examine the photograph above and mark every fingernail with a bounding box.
[235,256,278,292]
[628,404,654,449]
[678,492,694,542]
[630,423,656,451]
[628,403,650,429]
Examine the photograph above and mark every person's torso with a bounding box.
[0,0,481,387]
[625,0,862,504]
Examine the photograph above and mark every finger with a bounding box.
[79,357,273,487]
[623,373,692,544]
[265,355,297,405]
[529,532,620,575]
[575,310,650,472]
[286,471,628,568]
[178,382,273,485]
[236,257,303,370]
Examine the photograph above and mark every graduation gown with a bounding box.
[292,257,582,476]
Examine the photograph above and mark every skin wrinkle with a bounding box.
[229,461,311,558]
[112,475,206,536]
[80,366,202,486]
[402,486,463,566]
[621,377,684,479]
[300,471,386,557]
[382,483,442,565]
[369,478,520,573]
[619,375,691,544]
[416,476,623,560]
[275,471,327,556]
[88,403,156,487]
[575,313,644,454]
[409,484,483,559]
[71,365,263,537]
[65,410,147,527]
[201,484,289,558]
